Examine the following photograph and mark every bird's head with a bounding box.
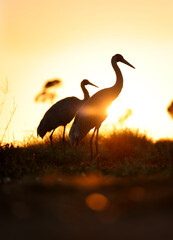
[81,79,98,88]
[111,54,135,69]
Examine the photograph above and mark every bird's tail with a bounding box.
[37,119,47,139]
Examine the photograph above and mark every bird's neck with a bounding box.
[81,84,90,101]
[111,61,123,97]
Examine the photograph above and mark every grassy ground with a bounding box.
[0,128,173,180]
[0,128,173,239]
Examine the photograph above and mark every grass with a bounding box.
[1,128,173,240]
[0,128,173,181]
[0,79,17,144]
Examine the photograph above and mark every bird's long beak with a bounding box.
[122,59,135,69]
[88,81,99,88]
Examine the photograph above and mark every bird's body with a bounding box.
[37,97,83,138]
[69,54,135,160]
[37,79,98,146]
[70,87,116,142]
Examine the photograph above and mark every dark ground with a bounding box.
[0,174,173,240]
[1,133,173,240]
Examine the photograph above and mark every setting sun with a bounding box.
[107,100,129,124]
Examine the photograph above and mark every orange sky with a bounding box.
[0,0,173,143]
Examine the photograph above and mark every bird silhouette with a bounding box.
[69,54,135,161]
[37,79,98,146]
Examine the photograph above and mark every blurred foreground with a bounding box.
[0,174,173,240]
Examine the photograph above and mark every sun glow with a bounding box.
[0,0,173,143]
[106,99,129,124]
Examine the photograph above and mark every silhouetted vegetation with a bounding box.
[1,129,173,240]
[0,79,17,144]
[0,128,173,181]
[34,78,62,104]
[167,100,173,119]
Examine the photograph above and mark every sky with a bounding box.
[0,0,173,143]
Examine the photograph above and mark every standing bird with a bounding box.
[37,79,98,146]
[69,54,135,161]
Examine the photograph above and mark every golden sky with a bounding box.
[0,0,173,143]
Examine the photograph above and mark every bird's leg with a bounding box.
[90,127,96,162]
[95,128,100,168]
[50,129,55,148]
[62,125,66,156]
[62,125,66,145]
[95,128,99,156]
